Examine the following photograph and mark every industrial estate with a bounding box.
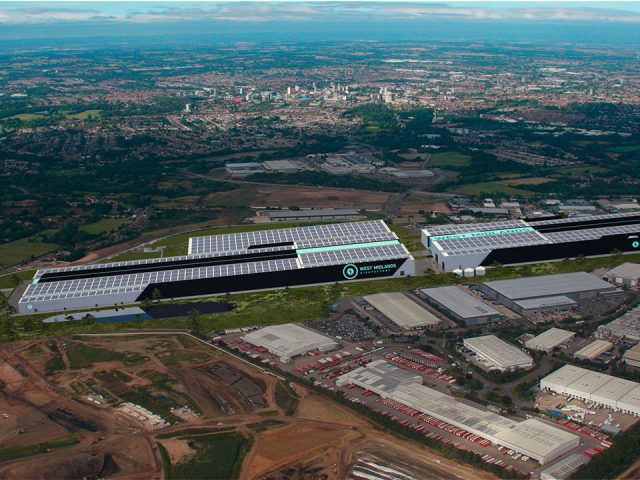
[6,210,640,480]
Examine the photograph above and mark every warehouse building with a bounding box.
[573,340,613,361]
[259,209,360,222]
[243,324,338,363]
[418,286,502,326]
[511,296,577,317]
[596,306,640,342]
[364,292,440,329]
[540,365,640,416]
[19,220,415,313]
[421,212,640,271]
[623,344,640,368]
[540,454,590,480]
[602,262,640,288]
[480,272,616,311]
[338,360,579,465]
[463,335,534,371]
[524,328,576,353]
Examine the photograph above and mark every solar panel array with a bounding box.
[34,245,295,278]
[433,229,550,256]
[21,258,299,304]
[300,243,409,267]
[545,223,640,244]
[528,211,640,226]
[21,220,412,308]
[424,220,528,237]
[189,220,394,254]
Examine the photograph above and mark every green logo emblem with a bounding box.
[342,264,359,280]
[633,241,639,249]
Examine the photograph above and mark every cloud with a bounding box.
[0,2,639,25]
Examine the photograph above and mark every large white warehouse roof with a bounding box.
[364,292,440,328]
[483,272,614,300]
[338,360,579,464]
[243,324,338,361]
[540,365,640,415]
[464,335,533,370]
[525,328,575,352]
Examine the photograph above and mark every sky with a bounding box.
[1,1,640,25]
[0,2,639,45]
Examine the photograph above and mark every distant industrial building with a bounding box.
[573,340,614,361]
[337,360,579,465]
[511,296,577,317]
[418,286,502,326]
[364,292,440,330]
[262,159,303,173]
[480,272,616,311]
[421,212,640,271]
[623,344,640,368]
[463,335,534,371]
[596,306,640,342]
[243,324,338,363]
[603,262,640,288]
[225,162,263,177]
[258,209,360,222]
[524,328,576,353]
[540,365,640,416]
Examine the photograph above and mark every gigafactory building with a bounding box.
[422,212,640,271]
[19,220,415,313]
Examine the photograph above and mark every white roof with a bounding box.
[339,361,578,464]
[605,262,640,280]
[617,385,640,413]
[419,286,500,319]
[525,328,575,351]
[591,377,637,402]
[464,335,533,369]
[566,370,612,394]
[483,272,614,300]
[364,292,440,328]
[494,419,579,463]
[243,324,337,359]
[574,340,613,359]
[514,296,577,310]
[623,344,640,363]
[541,365,587,392]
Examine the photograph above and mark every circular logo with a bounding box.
[633,241,640,249]
[342,264,359,280]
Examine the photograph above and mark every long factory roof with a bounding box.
[339,360,578,463]
[423,212,640,257]
[364,292,441,328]
[419,286,501,319]
[20,220,412,307]
[482,272,615,301]
[464,335,533,369]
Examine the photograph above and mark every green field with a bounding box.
[557,166,610,176]
[66,109,102,120]
[162,432,250,480]
[0,237,59,268]
[0,434,79,462]
[5,113,47,122]
[429,151,472,168]
[80,218,128,235]
[0,269,36,289]
[452,181,534,197]
[607,144,640,154]
[65,342,126,369]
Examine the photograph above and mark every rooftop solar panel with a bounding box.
[189,220,394,254]
[528,211,640,226]
[424,220,527,237]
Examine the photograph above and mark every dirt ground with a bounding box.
[262,186,391,209]
[0,334,498,480]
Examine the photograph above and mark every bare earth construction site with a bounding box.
[0,333,495,480]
